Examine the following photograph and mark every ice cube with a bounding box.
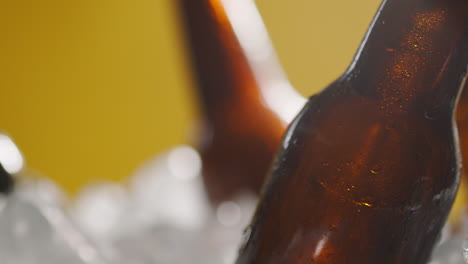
[65,145,260,264]
[0,190,108,264]
[126,145,209,234]
[104,145,261,264]
[431,219,468,264]
[16,176,67,207]
[112,191,257,264]
[431,236,465,264]
[72,182,129,241]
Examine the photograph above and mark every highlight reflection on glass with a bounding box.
[221,0,306,123]
[0,134,24,175]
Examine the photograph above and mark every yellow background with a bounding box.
[0,0,380,194]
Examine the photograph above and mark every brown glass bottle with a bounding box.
[236,0,468,263]
[176,0,304,204]
[0,163,14,194]
[456,81,468,210]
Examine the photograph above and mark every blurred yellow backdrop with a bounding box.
[0,0,380,194]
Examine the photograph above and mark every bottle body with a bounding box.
[236,0,468,262]
[237,83,460,263]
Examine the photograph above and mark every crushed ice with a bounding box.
[1,142,468,263]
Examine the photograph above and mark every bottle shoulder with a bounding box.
[270,90,460,210]
[298,84,455,131]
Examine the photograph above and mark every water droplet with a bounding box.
[370,165,383,174]
[425,107,442,120]
[355,201,373,207]
[405,204,421,212]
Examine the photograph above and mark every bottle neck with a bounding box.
[341,0,468,114]
[177,0,304,123]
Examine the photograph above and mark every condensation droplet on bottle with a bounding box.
[292,138,298,145]
[370,165,383,174]
[425,107,442,120]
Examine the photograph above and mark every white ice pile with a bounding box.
[430,217,468,264]
[67,144,468,264]
[0,178,108,264]
[3,143,468,263]
[71,145,257,264]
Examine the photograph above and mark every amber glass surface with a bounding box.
[177,0,302,204]
[0,164,14,194]
[456,83,468,209]
[236,0,468,263]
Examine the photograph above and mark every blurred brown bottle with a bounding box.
[177,0,305,204]
[236,0,468,263]
[0,163,13,194]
